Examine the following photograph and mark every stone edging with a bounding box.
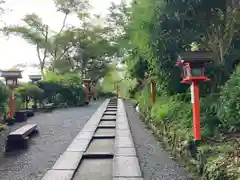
[112,99,143,180]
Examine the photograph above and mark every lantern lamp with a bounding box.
[1,70,22,88]
[176,51,213,84]
[0,70,22,121]
[29,75,42,84]
[83,78,91,85]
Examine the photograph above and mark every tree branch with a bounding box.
[57,13,68,37]
[52,12,69,61]
[36,44,42,64]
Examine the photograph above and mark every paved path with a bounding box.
[0,100,103,180]
[124,100,190,180]
[41,99,143,180]
[0,99,191,180]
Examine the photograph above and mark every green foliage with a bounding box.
[0,81,9,117]
[0,123,7,133]
[217,65,240,132]
[39,72,86,106]
[15,83,44,99]
[137,92,239,179]
[0,81,9,108]
[101,65,122,94]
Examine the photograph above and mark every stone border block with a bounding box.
[66,139,90,152]
[115,136,134,148]
[41,170,74,180]
[113,156,142,177]
[74,131,95,140]
[116,124,130,130]
[115,147,136,156]
[52,151,83,170]
[116,130,131,137]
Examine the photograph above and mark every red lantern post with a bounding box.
[83,78,91,105]
[1,70,22,122]
[176,51,212,143]
[150,80,156,104]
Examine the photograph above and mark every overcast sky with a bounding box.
[0,0,122,81]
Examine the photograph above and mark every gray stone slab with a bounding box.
[116,120,128,125]
[104,111,117,115]
[73,158,112,180]
[115,136,134,148]
[98,125,116,128]
[95,128,115,136]
[117,114,126,117]
[52,151,83,170]
[88,119,100,124]
[115,147,136,156]
[41,170,74,180]
[106,107,117,111]
[82,126,97,132]
[86,138,114,154]
[99,120,116,126]
[66,139,90,152]
[116,124,129,130]
[113,157,142,177]
[75,131,94,140]
[113,178,143,180]
[116,130,131,137]
[108,106,117,109]
[102,115,116,120]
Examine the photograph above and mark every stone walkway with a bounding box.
[1,99,189,180]
[41,99,143,180]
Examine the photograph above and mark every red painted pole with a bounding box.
[9,92,14,119]
[191,81,201,141]
[151,81,155,104]
[85,83,89,104]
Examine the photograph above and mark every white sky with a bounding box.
[0,0,122,81]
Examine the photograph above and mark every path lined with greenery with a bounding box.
[0,0,239,179]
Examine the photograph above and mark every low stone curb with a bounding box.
[112,99,143,180]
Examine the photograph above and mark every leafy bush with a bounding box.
[217,65,240,132]
[39,72,87,106]
[0,81,10,117]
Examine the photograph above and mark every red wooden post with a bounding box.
[176,51,213,143]
[151,81,155,104]
[191,82,201,141]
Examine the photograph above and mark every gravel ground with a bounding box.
[0,100,103,180]
[124,100,190,180]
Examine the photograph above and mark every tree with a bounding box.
[0,81,9,118]
[15,84,44,109]
[1,0,90,79]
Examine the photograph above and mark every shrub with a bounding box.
[217,65,240,132]
[0,81,10,117]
